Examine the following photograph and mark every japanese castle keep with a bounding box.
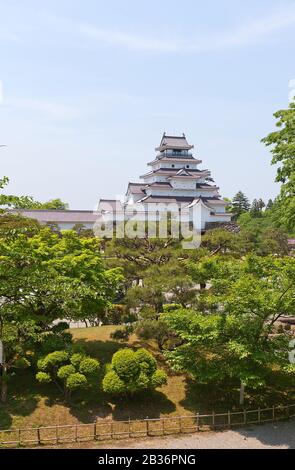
[16,133,232,232]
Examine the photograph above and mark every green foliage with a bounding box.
[103,348,167,396]
[112,349,140,382]
[36,350,100,399]
[66,373,88,391]
[57,365,76,380]
[262,100,295,231]
[150,369,168,388]
[40,351,69,370]
[36,372,52,384]
[231,191,250,216]
[13,357,31,369]
[163,255,295,401]
[110,326,134,342]
[79,358,100,376]
[102,370,125,394]
[162,304,182,312]
[135,318,176,350]
[70,353,85,368]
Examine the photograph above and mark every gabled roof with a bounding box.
[155,133,194,152]
[98,199,124,211]
[126,182,146,195]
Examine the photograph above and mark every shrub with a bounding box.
[66,373,87,391]
[150,369,167,388]
[102,370,125,394]
[70,353,85,368]
[112,349,140,382]
[57,364,76,380]
[36,372,52,384]
[35,350,100,399]
[79,358,100,376]
[40,351,69,370]
[103,347,167,396]
[110,326,133,342]
[134,348,157,375]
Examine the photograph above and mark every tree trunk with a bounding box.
[1,348,8,403]
[239,381,245,406]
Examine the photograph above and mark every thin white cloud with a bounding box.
[7,98,79,121]
[77,23,184,52]
[62,5,295,53]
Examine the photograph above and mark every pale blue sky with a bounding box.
[0,0,294,208]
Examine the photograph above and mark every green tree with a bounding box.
[102,348,167,396]
[36,351,100,399]
[0,228,123,401]
[164,255,295,405]
[231,191,250,217]
[262,100,295,231]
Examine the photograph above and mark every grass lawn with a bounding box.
[1,325,294,431]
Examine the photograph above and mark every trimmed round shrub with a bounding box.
[66,373,87,391]
[41,351,69,369]
[70,353,85,368]
[36,372,52,384]
[135,348,157,375]
[150,369,167,388]
[14,357,30,369]
[79,358,100,376]
[102,370,125,395]
[112,349,140,382]
[37,357,47,372]
[57,364,76,380]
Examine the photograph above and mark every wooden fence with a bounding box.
[1,403,295,447]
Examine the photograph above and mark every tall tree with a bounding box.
[231,191,250,217]
[262,99,295,231]
[163,255,295,405]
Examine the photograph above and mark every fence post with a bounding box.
[111,422,114,439]
[56,426,58,444]
[18,429,21,446]
[287,405,290,420]
[196,413,200,432]
[94,422,97,441]
[128,418,131,438]
[258,408,261,423]
[212,411,215,430]
[272,405,275,422]
[162,419,165,436]
[146,420,149,437]
[75,425,78,442]
[244,409,247,425]
[179,417,182,433]
[228,411,231,428]
[37,427,41,445]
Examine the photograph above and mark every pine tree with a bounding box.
[231,191,250,216]
[257,198,265,211]
[250,199,260,217]
[266,199,274,210]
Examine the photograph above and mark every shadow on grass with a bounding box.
[0,371,39,429]
[180,372,295,416]
[73,338,129,364]
[111,390,176,421]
